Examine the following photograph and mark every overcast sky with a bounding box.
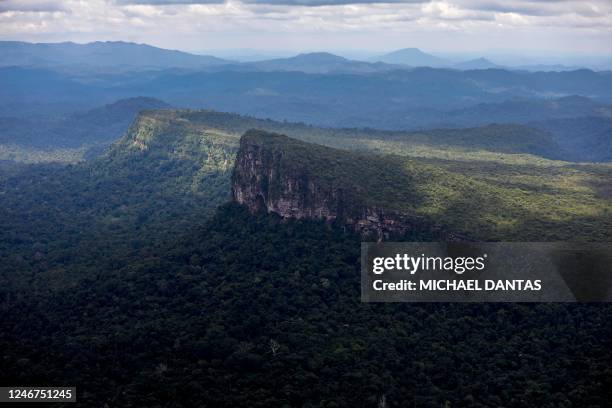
[0,0,611,55]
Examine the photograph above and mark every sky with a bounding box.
[0,0,611,56]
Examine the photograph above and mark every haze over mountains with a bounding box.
[374,48,450,67]
[245,52,400,74]
[0,97,170,148]
[2,41,610,73]
[453,58,501,70]
[2,40,612,165]
[0,41,232,70]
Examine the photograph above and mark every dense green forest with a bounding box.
[3,102,612,164]
[0,132,236,287]
[3,109,608,284]
[1,204,611,407]
[129,109,612,163]
[1,109,609,288]
[1,109,611,406]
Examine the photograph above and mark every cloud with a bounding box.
[116,1,222,4]
[242,0,427,5]
[0,0,610,54]
[0,0,66,12]
[116,0,430,4]
[453,0,612,18]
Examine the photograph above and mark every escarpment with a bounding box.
[231,130,468,241]
[232,131,343,221]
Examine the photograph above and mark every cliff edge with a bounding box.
[231,130,466,240]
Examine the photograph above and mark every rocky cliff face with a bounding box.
[232,132,341,221]
[232,130,467,241]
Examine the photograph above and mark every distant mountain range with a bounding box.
[244,52,400,74]
[0,97,171,149]
[0,41,232,70]
[3,64,612,131]
[2,41,612,164]
[1,41,598,73]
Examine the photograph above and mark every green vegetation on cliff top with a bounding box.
[104,109,611,241]
[2,106,609,266]
[239,130,611,241]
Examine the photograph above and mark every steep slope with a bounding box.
[4,107,608,255]
[107,109,239,195]
[0,110,240,276]
[231,130,441,240]
[232,130,612,241]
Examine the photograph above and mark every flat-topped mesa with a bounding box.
[232,130,341,220]
[231,130,467,240]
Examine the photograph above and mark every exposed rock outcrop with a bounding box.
[232,133,342,221]
[232,130,467,241]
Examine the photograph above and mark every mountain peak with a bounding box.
[292,52,348,62]
[454,57,500,70]
[376,48,449,67]
[394,47,426,53]
[248,51,384,74]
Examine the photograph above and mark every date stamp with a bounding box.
[0,387,76,403]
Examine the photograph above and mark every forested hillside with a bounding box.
[122,109,611,163]
[0,113,238,287]
[0,97,171,163]
[3,108,609,267]
[233,130,611,241]
[1,109,611,407]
